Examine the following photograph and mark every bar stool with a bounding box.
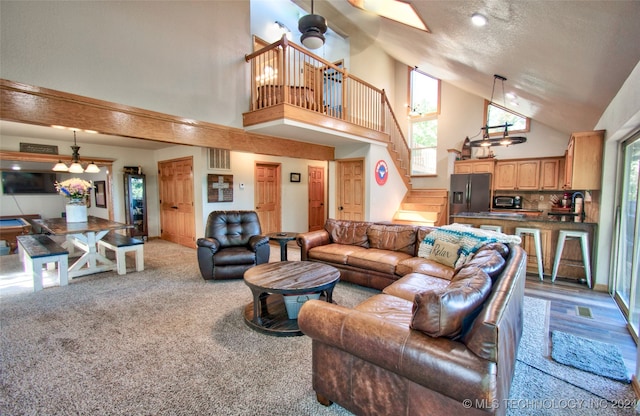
[515,227,544,281]
[552,230,591,288]
[480,225,502,233]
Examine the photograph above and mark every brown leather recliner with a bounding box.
[197,211,270,280]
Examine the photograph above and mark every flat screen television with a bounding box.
[1,171,58,194]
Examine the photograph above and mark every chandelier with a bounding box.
[469,74,527,147]
[52,130,100,173]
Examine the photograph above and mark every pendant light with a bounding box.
[52,130,100,173]
[470,74,527,147]
[298,0,327,50]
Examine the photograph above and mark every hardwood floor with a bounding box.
[525,274,637,377]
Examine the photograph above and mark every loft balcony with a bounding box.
[242,36,411,185]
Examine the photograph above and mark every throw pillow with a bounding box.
[410,269,492,339]
[428,239,460,268]
[418,224,521,269]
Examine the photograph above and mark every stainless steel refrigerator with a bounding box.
[449,173,492,218]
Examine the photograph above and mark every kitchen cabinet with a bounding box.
[563,130,604,190]
[454,159,495,175]
[539,158,563,190]
[494,160,540,190]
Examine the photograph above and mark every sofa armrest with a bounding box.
[296,229,330,261]
[249,235,271,264]
[197,237,220,253]
[298,299,495,403]
[248,235,269,250]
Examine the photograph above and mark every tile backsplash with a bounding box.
[497,191,600,222]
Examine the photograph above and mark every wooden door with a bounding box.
[158,157,195,248]
[308,166,325,231]
[337,159,364,220]
[255,163,280,234]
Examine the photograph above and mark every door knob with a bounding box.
[171,206,178,209]
[339,206,344,211]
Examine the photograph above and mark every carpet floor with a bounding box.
[0,240,636,415]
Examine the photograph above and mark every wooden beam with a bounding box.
[0,79,334,161]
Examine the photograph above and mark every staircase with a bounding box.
[392,189,449,227]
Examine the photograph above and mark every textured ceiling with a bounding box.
[302,0,640,135]
[3,1,639,149]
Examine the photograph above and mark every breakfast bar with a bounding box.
[451,211,597,284]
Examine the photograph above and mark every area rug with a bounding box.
[514,298,637,415]
[0,240,637,415]
[551,330,631,383]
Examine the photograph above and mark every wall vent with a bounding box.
[208,148,231,170]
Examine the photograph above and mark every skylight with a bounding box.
[348,0,429,32]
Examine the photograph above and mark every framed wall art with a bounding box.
[208,174,233,202]
[94,181,107,208]
[290,172,301,183]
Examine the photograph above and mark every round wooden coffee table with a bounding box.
[243,261,340,336]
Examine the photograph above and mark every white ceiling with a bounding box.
[2,1,639,150]
[302,0,640,136]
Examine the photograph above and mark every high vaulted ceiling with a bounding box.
[299,0,640,135]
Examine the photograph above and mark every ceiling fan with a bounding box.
[298,0,327,49]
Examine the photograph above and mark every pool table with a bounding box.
[0,216,34,254]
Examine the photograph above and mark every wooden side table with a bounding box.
[267,232,298,261]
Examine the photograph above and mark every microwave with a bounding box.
[493,195,522,209]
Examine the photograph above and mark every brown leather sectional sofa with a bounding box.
[296,219,527,416]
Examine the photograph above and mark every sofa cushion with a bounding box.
[347,249,413,275]
[308,244,369,265]
[366,224,417,255]
[325,218,371,247]
[395,257,455,280]
[459,250,506,280]
[410,268,492,338]
[428,239,460,268]
[354,293,414,327]
[383,273,450,302]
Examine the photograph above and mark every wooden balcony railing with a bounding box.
[245,36,412,186]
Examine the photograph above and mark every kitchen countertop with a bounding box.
[451,211,597,225]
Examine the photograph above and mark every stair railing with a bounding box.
[245,35,412,187]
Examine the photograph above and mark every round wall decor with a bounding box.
[375,160,388,185]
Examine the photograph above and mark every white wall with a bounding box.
[367,143,407,222]
[593,60,640,290]
[391,68,569,189]
[0,0,251,128]
[198,151,328,234]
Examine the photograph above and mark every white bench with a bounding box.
[97,232,144,275]
[16,234,69,292]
